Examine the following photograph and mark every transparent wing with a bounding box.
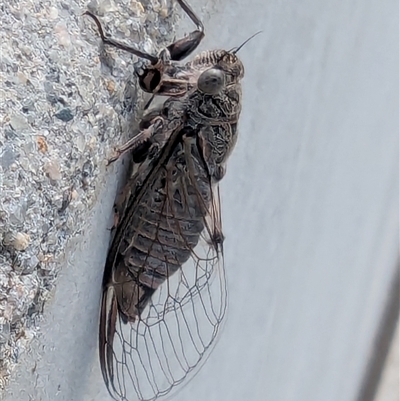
[100,140,227,401]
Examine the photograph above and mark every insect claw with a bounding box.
[106,150,121,165]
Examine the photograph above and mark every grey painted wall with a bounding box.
[4,0,398,401]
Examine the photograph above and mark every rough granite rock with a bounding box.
[0,0,179,388]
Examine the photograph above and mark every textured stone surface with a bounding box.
[0,0,178,388]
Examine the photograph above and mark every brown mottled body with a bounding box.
[85,1,244,400]
[107,50,243,321]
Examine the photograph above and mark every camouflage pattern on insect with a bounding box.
[85,1,245,400]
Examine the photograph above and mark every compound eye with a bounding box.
[198,68,225,94]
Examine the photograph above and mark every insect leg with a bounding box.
[143,94,155,111]
[107,117,164,164]
[112,180,135,230]
[84,11,159,64]
[166,0,205,61]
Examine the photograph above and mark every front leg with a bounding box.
[138,0,205,92]
[83,12,159,64]
[107,117,164,164]
[166,0,204,61]
[85,0,205,94]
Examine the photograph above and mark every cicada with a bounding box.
[85,1,244,400]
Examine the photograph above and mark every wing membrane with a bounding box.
[100,132,227,401]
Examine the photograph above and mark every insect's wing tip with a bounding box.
[99,286,119,397]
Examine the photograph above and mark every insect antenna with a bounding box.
[230,31,262,54]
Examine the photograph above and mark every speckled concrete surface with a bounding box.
[0,0,178,389]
